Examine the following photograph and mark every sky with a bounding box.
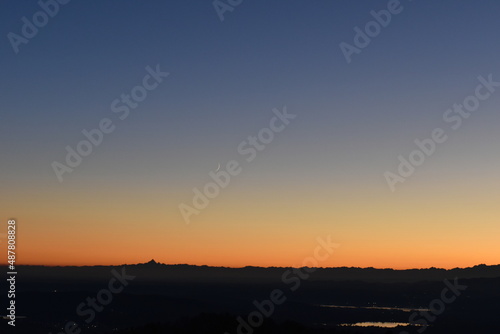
[1,0,499,269]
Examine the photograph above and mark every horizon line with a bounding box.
[1,260,498,271]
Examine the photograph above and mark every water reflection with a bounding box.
[340,322,423,328]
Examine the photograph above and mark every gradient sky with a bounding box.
[1,0,499,269]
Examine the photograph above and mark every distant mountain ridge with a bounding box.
[3,261,500,284]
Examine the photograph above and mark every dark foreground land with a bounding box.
[2,262,500,334]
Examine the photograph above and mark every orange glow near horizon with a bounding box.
[1,173,499,269]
